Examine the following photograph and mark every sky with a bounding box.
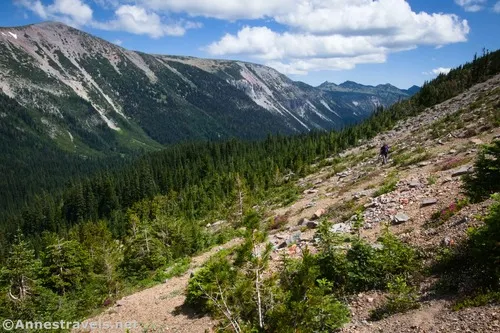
[1,0,500,89]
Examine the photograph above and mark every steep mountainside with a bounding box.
[0,22,414,154]
[318,80,419,115]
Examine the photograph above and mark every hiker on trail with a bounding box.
[380,143,389,164]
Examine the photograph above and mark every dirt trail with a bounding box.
[75,239,241,333]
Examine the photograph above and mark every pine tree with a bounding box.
[0,232,41,302]
[42,237,90,295]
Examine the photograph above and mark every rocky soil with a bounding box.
[77,74,500,332]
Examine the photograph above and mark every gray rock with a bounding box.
[306,221,319,229]
[364,201,376,209]
[393,212,410,224]
[418,161,431,167]
[331,223,352,233]
[452,166,472,177]
[421,198,438,206]
[298,218,311,226]
[442,177,453,184]
[409,181,421,188]
[277,241,287,249]
[469,138,483,145]
[303,189,319,195]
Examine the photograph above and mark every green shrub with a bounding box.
[370,276,420,321]
[464,141,500,202]
[453,291,500,311]
[432,194,500,308]
[318,231,421,293]
[185,250,235,314]
[267,253,350,333]
[466,193,500,289]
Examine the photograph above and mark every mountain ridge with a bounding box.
[0,21,415,154]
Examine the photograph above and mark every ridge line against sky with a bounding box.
[2,0,500,88]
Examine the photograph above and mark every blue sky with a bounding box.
[2,0,500,89]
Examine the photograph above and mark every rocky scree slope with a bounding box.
[77,72,499,332]
[0,22,415,154]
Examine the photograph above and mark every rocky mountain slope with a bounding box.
[0,22,415,154]
[76,72,499,331]
[318,80,419,115]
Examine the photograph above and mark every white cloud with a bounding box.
[454,0,487,12]
[16,1,201,38]
[206,26,388,60]
[206,1,469,75]
[16,0,93,26]
[112,39,122,45]
[423,67,452,75]
[93,5,191,38]
[14,0,472,75]
[494,1,500,13]
[136,0,294,20]
[268,54,387,75]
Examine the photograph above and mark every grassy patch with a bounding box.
[373,171,399,197]
[265,183,300,208]
[427,174,438,185]
[453,291,500,311]
[393,151,434,167]
[434,157,473,171]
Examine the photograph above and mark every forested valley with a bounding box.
[1,50,499,331]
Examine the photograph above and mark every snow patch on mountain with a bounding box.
[307,100,332,122]
[370,96,381,107]
[8,32,17,39]
[352,101,359,106]
[320,100,341,118]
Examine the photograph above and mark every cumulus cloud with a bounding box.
[15,0,472,75]
[494,1,500,13]
[454,0,487,12]
[16,0,201,38]
[93,5,195,38]
[136,0,294,20]
[206,26,389,60]
[268,54,387,75]
[423,67,452,75]
[206,0,469,74]
[15,0,93,26]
